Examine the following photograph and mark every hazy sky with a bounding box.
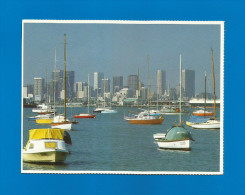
[23,22,221,96]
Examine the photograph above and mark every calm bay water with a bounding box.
[23,107,220,172]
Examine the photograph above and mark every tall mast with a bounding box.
[54,46,56,116]
[138,68,140,113]
[103,77,105,108]
[204,71,206,117]
[88,73,90,114]
[64,34,66,120]
[147,55,151,111]
[179,55,182,125]
[211,48,217,120]
[46,69,48,103]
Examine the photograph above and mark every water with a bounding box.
[23,107,220,172]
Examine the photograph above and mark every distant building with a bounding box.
[34,77,44,101]
[127,75,138,97]
[23,86,28,98]
[66,71,75,98]
[169,87,177,100]
[140,87,148,101]
[50,70,75,100]
[182,69,195,98]
[157,70,166,97]
[102,78,110,94]
[113,76,123,94]
[94,72,104,90]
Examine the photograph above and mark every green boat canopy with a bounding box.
[165,126,194,141]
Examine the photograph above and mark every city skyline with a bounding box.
[23,22,221,96]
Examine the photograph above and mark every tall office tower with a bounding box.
[51,70,64,101]
[127,75,138,97]
[102,78,110,94]
[94,72,104,90]
[66,71,75,98]
[34,77,44,101]
[156,70,166,97]
[182,69,195,98]
[113,76,123,94]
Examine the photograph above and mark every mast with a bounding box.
[147,55,151,111]
[138,68,140,113]
[54,47,56,116]
[103,77,105,108]
[211,48,217,119]
[64,34,66,120]
[88,73,90,114]
[46,69,48,103]
[179,55,182,125]
[204,71,206,117]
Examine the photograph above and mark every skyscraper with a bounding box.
[157,70,166,97]
[113,76,123,94]
[127,75,138,97]
[102,78,110,94]
[94,72,104,90]
[66,70,75,98]
[34,77,44,101]
[182,69,195,98]
[50,69,75,100]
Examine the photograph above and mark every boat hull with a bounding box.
[51,123,72,131]
[23,150,68,163]
[129,118,164,125]
[36,118,53,125]
[74,114,96,118]
[191,123,220,129]
[192,112,213,117]
[157,140,191,151]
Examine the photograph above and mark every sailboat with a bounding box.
[36,48,58,125]
[94,77,117,114]
[74,73,96,118]
[190,49,220,129]
[192,72,214,117]
[22,128,71,163]
[154,55,194,150]
[51,34,78,131]
[125,60,164,125]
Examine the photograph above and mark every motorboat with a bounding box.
[101,108,117,114]
[126,110,164,125]
[22,128,71,163]
[192,109,213,117]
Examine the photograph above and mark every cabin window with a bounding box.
[45,142,57,148]
[29,143,34,149]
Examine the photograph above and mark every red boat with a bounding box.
[74,113,96,118]
[192,109,214,116]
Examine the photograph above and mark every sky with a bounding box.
[23,22,221,96]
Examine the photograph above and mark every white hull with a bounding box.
[157,140,191,150]
[101,109,117,114]
[191,123,220,129]
[153,133,166,141]
[51,123,72,131]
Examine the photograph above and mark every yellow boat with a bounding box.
[36,118,53,124]
[23,128,71,163]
